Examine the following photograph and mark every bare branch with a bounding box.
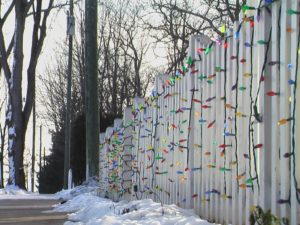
[26,1,80,17]
[23,0,54,129]
[0,29,11,82]
[0,0,15,27]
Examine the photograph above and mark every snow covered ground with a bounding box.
[0,185,56,200]
[53,181,216,225]
[0,183,216,224]
[56,195,214,225]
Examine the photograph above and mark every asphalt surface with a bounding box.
[0,199,68,225]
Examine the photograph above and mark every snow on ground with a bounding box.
[1,181,217,224]
[56,179,100,201]
[0,185,56,200]
[54,181,216,225]
[61,197,214,225]
[0,185,29,195]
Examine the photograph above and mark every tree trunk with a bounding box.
[7,1,27,188]
[0,139,3,188]
[0,122,5,188]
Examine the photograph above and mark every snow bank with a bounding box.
[54,193,110,213]
[56,178,100,201]
[0,185,56,200]
[54,183,215,225]
[63,198,214,225]
[0,185,29,195]
[53,178,216,224]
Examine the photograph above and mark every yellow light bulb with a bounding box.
[181,98,187,102]
[236,112,243,117]
[176,161,182,166]
[243,73,252,77]
[220,24,226,33]
[278,119,288,126]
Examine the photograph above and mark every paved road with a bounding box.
[0,199,68,225]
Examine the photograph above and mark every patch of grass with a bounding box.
[249,206,289,225]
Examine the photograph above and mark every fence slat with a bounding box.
[279,0,292,220]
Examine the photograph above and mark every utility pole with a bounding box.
[39,125,42,172]
[31,79,36,192]
[85,0,99,178]
[64,0,74,189]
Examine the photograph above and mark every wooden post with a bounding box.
[85,0,99,179]
[64,0,74,189]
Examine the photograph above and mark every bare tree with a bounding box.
[98,0,155,117]
[0,0,69,188]
[143,0,243,73]
[39,42,84,133]
[120,3,151,97]
[41,0,156,128]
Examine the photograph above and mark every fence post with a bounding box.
[105,127,114,199]
[279,0,291,220]
[132,96,145,200]
[122,107,134,201]
[99,132,106,194]
[113,119,123,201]
[269,0,281,218]
[185,35,195,209]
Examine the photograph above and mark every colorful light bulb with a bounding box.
[287,9,300,15]
[266,91,279,96]
[220,24,226,34]
[277,117,293,125]
[205,46,212,55]
[288,79,295,85]
[240,58,246,63]
[257,40,268,45]
[242,5,256,12]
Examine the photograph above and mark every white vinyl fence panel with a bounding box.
[99,1,300,224]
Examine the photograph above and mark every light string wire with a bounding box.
[291,15,300,204]
[186,86,195,166]
[248,17,259,189]
[234,22,242,191]
[223,37,228,195]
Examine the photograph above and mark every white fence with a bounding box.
[99,1,300,224]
